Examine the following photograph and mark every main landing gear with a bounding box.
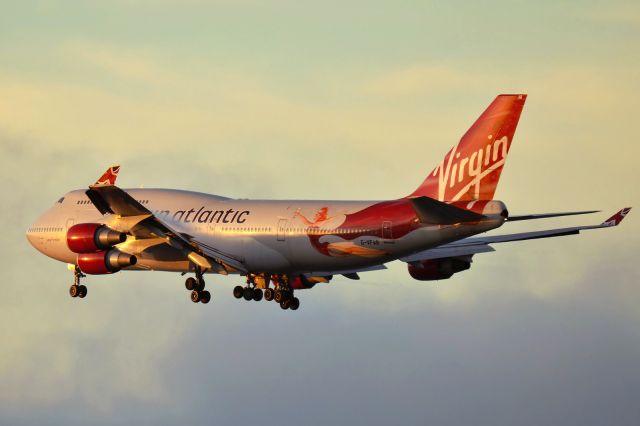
[233,274,300,311]
[69,266,87,299]
[185,266,211,304]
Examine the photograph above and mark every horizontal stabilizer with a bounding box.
[409,196,485,225]
[507,210,599,222]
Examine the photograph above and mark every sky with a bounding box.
[1,1,640,425]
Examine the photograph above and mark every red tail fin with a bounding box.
[409,94,527,201]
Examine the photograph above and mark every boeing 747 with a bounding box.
[26,94,631,310]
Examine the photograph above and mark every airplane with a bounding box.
[26,94,631,310]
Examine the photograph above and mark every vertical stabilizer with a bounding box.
[408,94,526,201]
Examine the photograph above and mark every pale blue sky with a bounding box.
[1,1,639,425]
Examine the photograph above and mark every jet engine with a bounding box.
[77,250,137,274]
[408,257,471,281]
[67,223,127,253]
[289,275,332,289]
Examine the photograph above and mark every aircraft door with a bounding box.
[277,219,287,241]
[382,221,394,243]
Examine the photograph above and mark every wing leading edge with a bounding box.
[85,167,247,274]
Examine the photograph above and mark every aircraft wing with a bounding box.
[85,166,247,274]
[506,210,599,222]
[305,264,388,280]
[401,208,631,263]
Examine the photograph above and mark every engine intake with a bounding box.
[408,258,471,281]
[67,223,127,253]
[77,249,137,275]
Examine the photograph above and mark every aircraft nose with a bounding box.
[26,221,40,249]
[26,211,51,252]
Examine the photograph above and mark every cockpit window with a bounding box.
[57,197,65,204]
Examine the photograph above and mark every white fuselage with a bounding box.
[27,188,505,276]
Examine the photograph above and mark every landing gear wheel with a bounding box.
[70,266,86,299]
[233,286,244,299]
[289,297,300,310]
[191,290,201,303]
[280,299,291,310]
[252,288,263,301]
[195,280,205,292]
[185,277,197,291]
[200,290,211,304]
[282,290,292,301]
[264,288,274,301]
[274,290,283,303]
[243,287,253,301]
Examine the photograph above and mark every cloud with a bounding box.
[360,64,471,97]
[0,138,185,410]
[63,41,173,85]
[581,2,640,26]
[1,21,639,425]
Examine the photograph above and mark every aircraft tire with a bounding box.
[185,277,197,291]
[233,286,244,299]
[196,281,205,292]
[252,288,263,302]
[191,290,201,303]
[264,288,274,301]
[274,290,283,303]
[69,285,79,298]
[289,297,300,310]
[200,290,211,304]
[78,285,87,298]
[243,287,253,301]
[280,299,291,310]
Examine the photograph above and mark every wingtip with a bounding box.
[601,207,632,227]
[93,165,121,186]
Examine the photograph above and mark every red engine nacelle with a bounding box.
[77,250,137,275]
[67,223,127,253]
[289,276,314,289]
[288,275,332,289]
[408,258,471,281]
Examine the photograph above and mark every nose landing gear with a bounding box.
[69,266,87,299]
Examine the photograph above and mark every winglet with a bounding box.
[409,196,486,225]
[601,208,632,227]
[94,165,120,186]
